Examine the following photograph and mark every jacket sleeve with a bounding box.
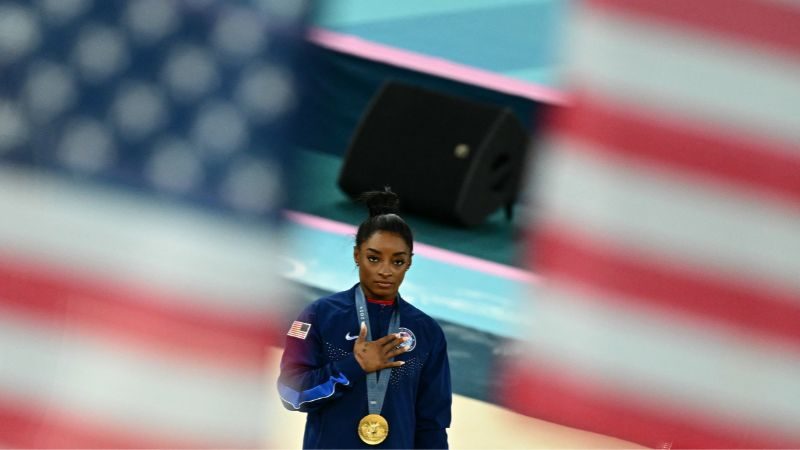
[414,326,452,449]
[277,303,365,413]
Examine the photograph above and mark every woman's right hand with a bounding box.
[354,322,408,373]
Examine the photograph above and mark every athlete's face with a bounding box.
[354,231,412,300]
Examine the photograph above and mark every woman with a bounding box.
[278,189,452,449]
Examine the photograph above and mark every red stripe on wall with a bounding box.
[0,252,278,371]
[499,360,798,449]
[588,0,800,59]
[548,91,800,208]
[531,222,800,349]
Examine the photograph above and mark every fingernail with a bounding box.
[399,361,405,365]
[402,336,410,341]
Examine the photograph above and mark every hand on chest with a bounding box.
[327,305,425,364]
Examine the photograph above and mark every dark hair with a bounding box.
[355,188,414,253]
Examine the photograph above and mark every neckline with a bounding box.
[367,298,395,306]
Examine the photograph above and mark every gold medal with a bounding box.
[358,413,389,445]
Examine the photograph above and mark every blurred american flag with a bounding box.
[0,0,307,447]
[504,0,800,448]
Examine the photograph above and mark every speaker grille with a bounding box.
[339,82,528,226]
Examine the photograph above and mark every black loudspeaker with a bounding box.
[338,82,529,226]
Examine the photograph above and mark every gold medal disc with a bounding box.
[358,413,389,445]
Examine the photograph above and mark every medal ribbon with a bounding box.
[355,284,400,416]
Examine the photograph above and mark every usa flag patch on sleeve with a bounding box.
[287,321,311,340]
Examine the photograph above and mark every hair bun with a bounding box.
[358,187,400,217]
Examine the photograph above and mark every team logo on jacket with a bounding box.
[397,327,416,352]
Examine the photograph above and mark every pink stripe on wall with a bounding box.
[306,27,569,106]
[284,210,538,283]
[284,209,357,236]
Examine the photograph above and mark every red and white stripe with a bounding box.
[0,166,287,447]
[507,0,800,447]
[287,321,311,340]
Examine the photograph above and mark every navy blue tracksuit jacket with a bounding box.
[278,284,452,449]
